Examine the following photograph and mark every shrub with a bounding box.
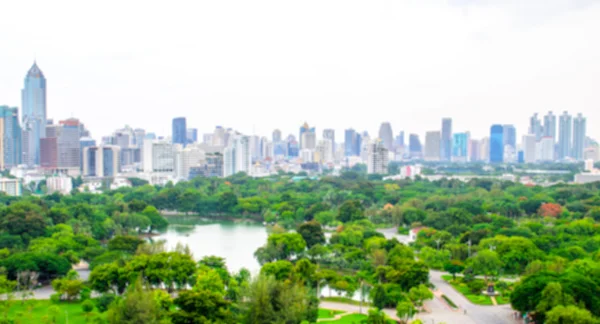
[82,299,94,313]
[441,294,458,309]
[50,293,61,304]
[95,293,117,313]
[467,280,486,294]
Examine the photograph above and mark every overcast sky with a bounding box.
[1,0,599,143]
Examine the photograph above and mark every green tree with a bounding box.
[172,290,234,324]
[396,301,416,324]
[545,305,595,324]
[107,277,163,324]
[444,260,465,280]
[338,200,365,223]
[535,282,574,315]
[297,221,325,248]
[408,284,433,310]
[362,308,387,324]
[469,250,502,283]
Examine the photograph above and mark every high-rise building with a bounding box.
[378,122,394,151]
[479,137,490,162]
[186,128,198,144]
[323,129,335,152]
[543,111,556,142]
[300,131,316,150]
[174,144,206,180]
[367,139,389,174]
[503,125,516,151]
[452,133,468,161]
[249,135,261,161]
[223,135,251,177]
[172,117,187,146]
[287,135,299,157]
[395,131,405,148]
[424,131,441,161]
[522,135,537,163]
[143,139,176,173]
[272,129,282,143]
[344,129,359,156]
[0,106,22,169]
[315,139,333,164]
[558,111,572,159]
[212,126,225,146]
[529,113,543,141]
[21,62,47,167]
[441,118,452,161]
[83,145,121,177]
[489,125,504,163]
[536,137,555,162]
[469,139,480,162]
[299,122,315,148]
[80,137,96,171]
[573,113,586,160]
[40,120,83,176]
[409,134,422,159]
[189,152,223,178]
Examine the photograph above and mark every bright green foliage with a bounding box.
[545,305,595,324]
[396,301,416,323]
[297,221,326,248]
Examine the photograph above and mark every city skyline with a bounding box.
[1,1,600,141]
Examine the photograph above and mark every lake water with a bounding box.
[155,216,268,274]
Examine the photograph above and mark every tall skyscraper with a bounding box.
[272,129,282,143]
[40,119,83,175]
[503,125,516,150]
[573,113,586,160]
[0,106,22,169]
[558,111,572,159]
[469,139,480,162]
[536,137,555,162]
[223,135,251,177]
[344,129,358,156]
[441,118,452,161]
[323,129,335,152]
[172,117,187,146]
[378,122,394,151]
[424,131,441,161]
[452,133,468,161]
[21,62,47,167]
[543,111,556,142]
[489,125,504,163]
[299,122,315,148]
[529,113,543,141]
[83,145,121,177]
[409,134,422,159]
[395,131,405,148]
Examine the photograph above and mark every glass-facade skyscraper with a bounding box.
[489,125,504,163]
[452,133,468,158]
[558,111,572,159]
[441,118,452,161]
[0,106,22,169]
[172,117,187,146]
[503,124,516,150]
[572,113,586,160]
[21,62,47,167]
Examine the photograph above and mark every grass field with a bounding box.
[321,296,371,306]
[4,299,105,324]
[441,275,511,306]
[322,313,396,324]
[319,308,345,319]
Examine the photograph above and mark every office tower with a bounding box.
[395,131,405,148]
[558,111,572,159]
[223,135,251,177]
[174,144,206,180]
[479,137,490,162]
[441,118,452,161]
[315,139,333,164]
[0,106,22,169]
[299,122,315,148]
[0,178,22,196]
[344,129,358,156]
[367,139,389,174]
[360,132,370,162]
[452,133,468,161]
[543,111,556,141]
[469,139,480,162]
[143,139,175,173]
[172,117,187,146]
[21,62,47,167]
[408,134,422,159]
[212,126,225,146]
[424,131,441,161]
[503,125,516,150]
[573,113,586,160]
[261,137,273,160]
[83,145,121,177]
[301,131,316,150]
[522,135,537,163]
[80,137,96,170]
[40,119,83,175]
[323,129,335,152]
[537,137,555,162]
[186,128,198,144]
[287,136,299,157]
[248,135,261,161]
[529,113,543,141]
[272,129,282,143]
[378,122,394,151]
[489,125,504,163]
[189,152,224,178]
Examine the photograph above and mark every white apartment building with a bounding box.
[522,135,537,163]
[367,139,389,174]
[0,178,21,196]
[315,139,333,164]
[47,174,73,195]
[536,137,555,162]
[175,144,206,180]
[223,135,251,177]
[143,139,176,174]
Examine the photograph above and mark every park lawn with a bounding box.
[324,313,396,324]
[496,295,511,305]
[321,297,371,306]
[6,299,105,324]
[319,308,345,319]
[442,276,495,306]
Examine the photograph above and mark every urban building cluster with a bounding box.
[0,62,597,195]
